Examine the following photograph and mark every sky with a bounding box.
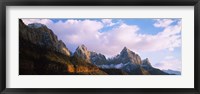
[22,18,182,71]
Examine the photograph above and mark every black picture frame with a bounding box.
[0,0,200,94]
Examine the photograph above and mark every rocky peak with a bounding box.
[109,47,142,65]
[122,47,128,50]
[141,58,152,67]
[19,19,71,56]
[120,47,136,57]
[74,44,91,63]
[74,45,108,65]
[120,47,131,54]
[28,23,46,29]
[90,52,107,65]
[119,47,142,65]
[77,44,88,52]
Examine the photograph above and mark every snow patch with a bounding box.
[97,62,130,69]
[114,63,124,69]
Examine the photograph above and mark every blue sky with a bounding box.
[50,18,179,35]
[22,18,182,71]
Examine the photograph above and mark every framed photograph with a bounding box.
[0,0,200,94]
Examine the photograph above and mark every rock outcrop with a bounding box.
[90,52,108,65]
[74,45,91,63]
[119,47,142,65]
[19,19,70,56]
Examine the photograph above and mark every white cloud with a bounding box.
[21,19,181,57]
[22,18,53,25]
[164,56,174,60]
[101,19,116,27]
[154,19,174,28]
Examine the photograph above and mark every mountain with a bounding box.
[140,58,168,75]
[141,58,153,71]
[101,47,145,75]
[90,51,108,65]
[19,19,107,75]
[20,20,71,56]
[19,19,73,74]
[96,47,168,75]
[119,47,142,65]
[163,69,181,75]
[73,45,108,65]
[72,45,151,75]
[105,47,142,65]
[74,45,91,63]
[118,47,150,74]
[19,19,171,75]
[70,45,107,75]
[141,58,152,67]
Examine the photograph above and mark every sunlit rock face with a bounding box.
[74,45,91,63]
[118,47,142,65]
[19,19,71,56]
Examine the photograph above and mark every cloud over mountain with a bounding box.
[22,19,181,58]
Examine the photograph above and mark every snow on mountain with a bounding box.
[114,63,124,69]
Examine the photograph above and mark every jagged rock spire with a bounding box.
[142,58,152,67]
[74,44,91,63]
[77,44,87,51]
